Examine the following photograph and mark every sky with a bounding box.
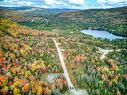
[0,0,127,9]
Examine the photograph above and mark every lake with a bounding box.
[81,30,127,40]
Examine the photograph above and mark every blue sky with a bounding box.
[0,0,127,9]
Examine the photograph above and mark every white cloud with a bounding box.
[44,0,85,6]
[98,0,127,4]
[97,0,127,8]
[44,0,56,5]
[0,0,86,9]
[43,0,86,9]
[69,0,85,4]
[18,1,34,6]
[44,0,66,5]
[1,0,34,6]
[0,0,127,9]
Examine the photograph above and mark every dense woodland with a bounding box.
[13,7,127,37]
[0,18,67,95]
[0,6,127,95]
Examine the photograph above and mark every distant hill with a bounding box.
[0,6,79,15]
[0,6,33,10]
[52,6,127,36]
[13,6,126,37]
[0,6,127,36]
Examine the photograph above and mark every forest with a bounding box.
[0,6,127,95]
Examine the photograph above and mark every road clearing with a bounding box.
[53,38,87,95]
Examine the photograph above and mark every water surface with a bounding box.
[81,30,126,40]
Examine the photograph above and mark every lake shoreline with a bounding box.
[81,29,127,40]
[81,28,127,37]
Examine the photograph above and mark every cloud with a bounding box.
[44,0,85,7]
[42,0,87,9]
[44,0,66,5]
[69,0,85,4]
[18,1,34,6]
[0,0,34,6]
[97,0,127,8]
[97,0,127,5]
[44,0,57,5]
[0,0,127,9]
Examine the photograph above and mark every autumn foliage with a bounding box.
[0,18,67,94]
